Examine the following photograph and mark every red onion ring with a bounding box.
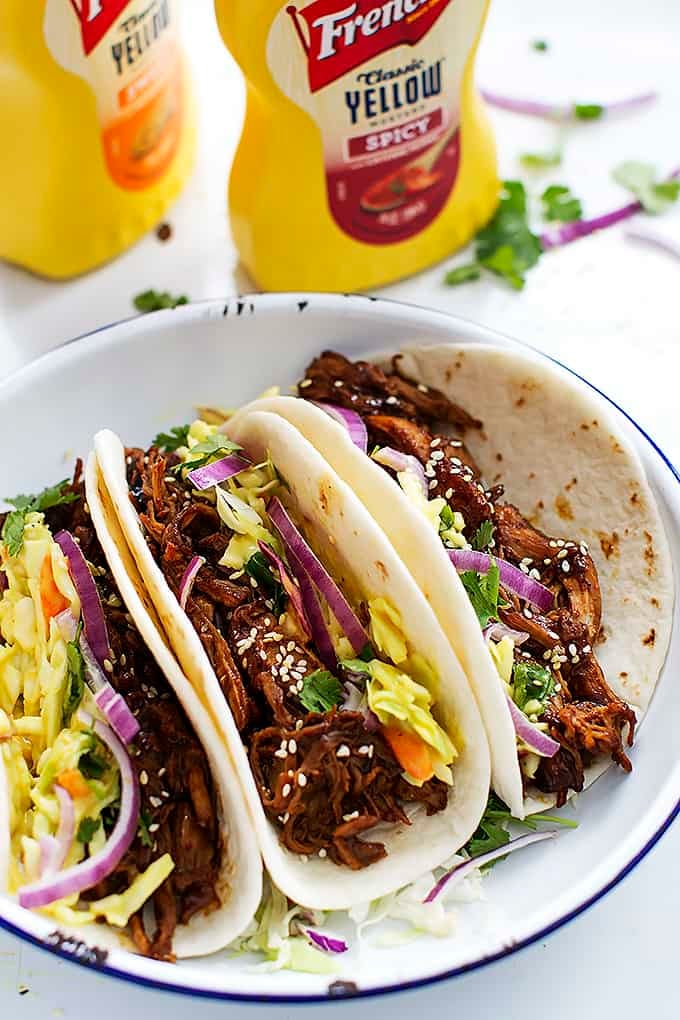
[268,497,369,655]
[506,694,560,758]
[448,549,554,613]
[257,541,311,640]
[483,622,529,646]
[80,636,139,745]
[19,715,140,910]
[187,454,251,491]
[310,403,368,454]
[178,555,205,611]
[372,447,428,499]
[480,89,656,121]
[424,829,558,903]
[54,531,110,666]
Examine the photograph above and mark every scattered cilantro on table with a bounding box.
[133,290,189,313]
[612,161,680,214]
[541,184,583,223]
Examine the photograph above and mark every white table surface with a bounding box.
[1,0,679,1016]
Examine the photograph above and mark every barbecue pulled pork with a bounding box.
[298,351,636,806]
[127,449,448,870]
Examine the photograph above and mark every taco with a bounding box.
[93,411,491,910]
[0,456,261,960]
[230,344,673,817]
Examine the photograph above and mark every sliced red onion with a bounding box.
[541,166,680,250]
[19,716,140,910]
[257,541,311,640]
[506,694,560,757]
[179,555,205,611]
[54,530,110,666]
[311,402,368,454]
[287,547,336,671]
[480,89,656,121]
[483,622,529,646]
[372,447,428,499]
[53,785,75,870]
[187,454,251,491]
[625,228,680,261]
[268,498,369,655]
[362,709,380,733]
[306,929,348,954]
[39,836,60,878]
[424,829,558,903]
[448,549,554,613]
[80,636,140,745]
[55,609,78,644]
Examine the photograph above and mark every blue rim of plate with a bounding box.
[0,294,678,1004]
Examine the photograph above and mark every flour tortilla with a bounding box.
[230,343,673,816]
[94,413,491,910]
[0,455,263,958]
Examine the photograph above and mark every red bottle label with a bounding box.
[267,0,485,245]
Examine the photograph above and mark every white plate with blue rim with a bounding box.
[0,293,677,1004]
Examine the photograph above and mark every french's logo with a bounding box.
[286,0,454,92]
[68,0,132,55]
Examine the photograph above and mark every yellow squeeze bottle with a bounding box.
[215,0,498,292]
[0,0,195,279]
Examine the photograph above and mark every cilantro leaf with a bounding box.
[471,520,495,552]
[460,561,500,628]
[299,670,344,713]
[541,185,583,223]
[137,810,154,848]
[512,660,555,712]
[133,289,189,314]
[573,103,603,120]
[245,552,285,616]
[2,480,79,557]
[76,816,101,844]
[520,150,562,170]
[531,39,549,52]
[79,750,109,781]
[444,263,482,286]
[464,792,578,869]
[153,424,190,453]
[612,161,680,215]
[357,643,375,662]
[63,637,85,726]
[439,505,456,530]
[476,181,542,289]
[179,434,242,474]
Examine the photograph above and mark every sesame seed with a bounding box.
[557,549,568,560]
[431,450,444,462]
[583,644,591,653]
[149,796,162,808]
[549,540,557,548]
[343,810,359,821]
[557,539,565,547]
[148,823,160,833]
[250,578,258,588]
[429,479,438,491]
[523,607,533,619]
[424,465,435,478]
[259,650,267,661]
[571,655,580,665]
[250,628,257,638]
[543,650,552,661]
[451,457,462,467]
[161,790,169,799]
[158,768,166,777]
[529,569,541,580]
[445,488,453,500]
[282,783,291,797]
[336,744,350,758]
[318,848,327,858]
[334,380,343,388]
[520,563,529,574]
[386,396,398,405]
[120,654,127,666]
[296,680,304,692]
[430,438,441,448]
[103,659,113,673]
[288,685,297,695]
[568,643,577,656]
[417,383,429,393]
[296,719,303,730]
[543,558,552,565]
[282,812,290,823]
[562,561,571,573]
[140,770,149,785]
[358,745,370,755]
[288,739,297,754]
[297,773,307,787]
[275,748,288,758]
[299,378,312,389]
[368,745,374,758]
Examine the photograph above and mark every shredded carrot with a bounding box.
[40,554,69,630]
[383,725,434,782]
[56,769,90,799]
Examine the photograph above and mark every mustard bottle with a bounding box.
[215,0,498,292]
[0,0,195,279]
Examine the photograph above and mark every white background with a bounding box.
[1,0,679,1016]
